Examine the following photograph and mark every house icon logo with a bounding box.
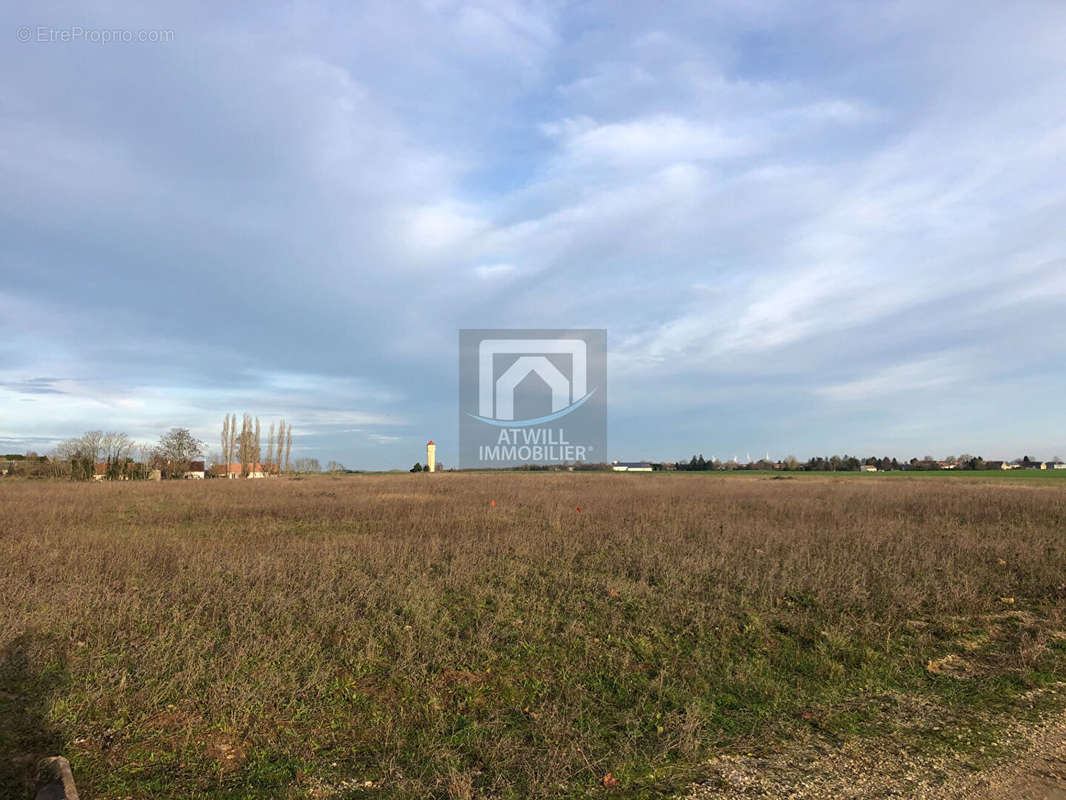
[468,338,596,427]
[459,329,607,468]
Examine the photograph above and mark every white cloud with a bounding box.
[473,263,517,279]
[542,114,754,167]
[402,203,488,257]
[816,357,967,402]
[780,99,884,126]
[367,433,401,444]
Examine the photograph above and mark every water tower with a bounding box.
[426,440,436,473]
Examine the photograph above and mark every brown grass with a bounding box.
[1,473,1065,798]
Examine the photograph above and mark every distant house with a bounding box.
[1052,463,1066,470]
[212,463,239,479]
[211,462,278,479]
[936,461,958,470]
[984,461,1012,470]
[94,462,135,480]
[860,465,877,472]
[1021,461,1046,470]
[611,461,653,472]
[184,460,206,479]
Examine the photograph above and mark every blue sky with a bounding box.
[2,0,1065,468]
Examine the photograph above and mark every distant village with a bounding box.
[0,416,335,480]
[614,455,1066,472]
[2,422,1064,480]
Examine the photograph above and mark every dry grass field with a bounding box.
[2,473,1066,799]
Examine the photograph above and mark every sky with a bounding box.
[2,0,1065,469]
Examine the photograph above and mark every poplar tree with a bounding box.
[276,420,286,469]
[253,417,261,472]
[221,415,230,469]
[227,414,237,473]
[238,413,252,476]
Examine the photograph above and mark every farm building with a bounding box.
[93,461,138,480]
[861,465,877,472]
[184,461,206,479]
[611,461,653,472]
[211,462,279,479]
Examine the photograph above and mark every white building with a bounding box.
[183,460,206,479]
[210,462,277,478]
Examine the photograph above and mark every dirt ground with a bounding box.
[963,715,1066,800]
[686,708,1066,800]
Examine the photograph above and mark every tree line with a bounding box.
[37,427,206,480]
[2,415,303,480]
[676,454,1064,471]
[219,414,293,476]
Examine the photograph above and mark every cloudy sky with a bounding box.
[2,0,1065,468]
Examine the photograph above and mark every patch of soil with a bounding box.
[926,653,981,679]
[205,737,247,773]
[685,692,1066,800]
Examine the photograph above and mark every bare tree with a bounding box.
[46,452,71,480]
[81,430,104,462]
[157,428,205,479]
[266,422,275,470]
[253,417,261,472]
[52,437,93,480]
[237,414,252,477]
[52,438,83,463]
[102,432,135,462]
[215,414,296,477]
[99,432,135,479]
[52,431,133,479]
[228,413,237,473]
[221,415,230,469]
[138,442,157,466]
[276,420,286,469]
[293,457,319,473]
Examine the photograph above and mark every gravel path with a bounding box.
[957,713,1066,800]
[684,708,1066,800]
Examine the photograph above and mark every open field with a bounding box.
[2,474,1066,799]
